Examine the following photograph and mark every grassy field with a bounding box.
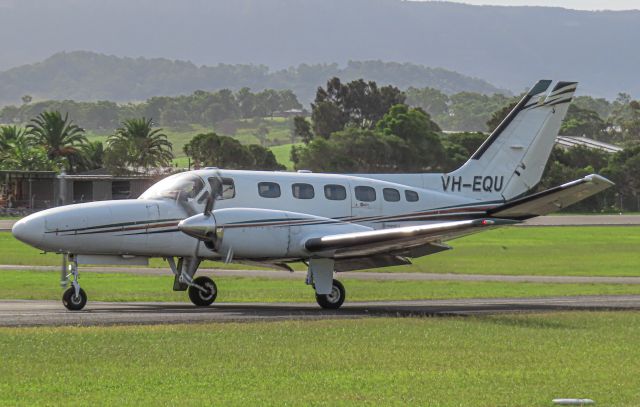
[1,312,638,406]
[2,226,639,276]
[86,118,297,169]
[2,269,640,303]
[270,142,300,170]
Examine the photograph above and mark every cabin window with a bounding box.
[383,188,401,202]
[355,186,376,202]
[258,182,281,198]
[292,183,315,199]
[208,177,235,200]
[324,184,347,201]
[405,190,419,202]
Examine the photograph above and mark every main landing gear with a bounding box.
[61,254,87,311]
[59,254,345,311]
[167,257,218,307]
[307,258,346,310]
[315,279,345,309]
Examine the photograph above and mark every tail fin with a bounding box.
[448,80,577,201]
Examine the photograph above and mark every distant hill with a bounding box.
[0,0,639,98]
[0,51,504,106]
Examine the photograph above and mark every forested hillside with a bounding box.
[0,52,503,106]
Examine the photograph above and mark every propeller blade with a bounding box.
[203,192,214,216]
[205,170,225,215]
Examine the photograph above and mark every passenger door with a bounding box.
[350,183,382,228]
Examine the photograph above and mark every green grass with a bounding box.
[2,270,640,303]
[270,142,300,170]
[384,226,640,276]
[3,226,640,276]
[1,312,639,405]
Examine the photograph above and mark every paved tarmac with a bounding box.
[0,220,15,231]
[1,295,639,327]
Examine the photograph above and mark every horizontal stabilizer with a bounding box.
[488,174,614,219]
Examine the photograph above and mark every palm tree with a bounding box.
[26,111,88,170]
[0,125,26,152]
[0,132,55,171]
[107,118,173,173]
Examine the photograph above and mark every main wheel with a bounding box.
[315,279,345,309]
[188,276,218,306]
[62,287,87,311]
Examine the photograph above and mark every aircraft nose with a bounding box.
[12,215,45,247]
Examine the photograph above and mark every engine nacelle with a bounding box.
[189,208,370,259]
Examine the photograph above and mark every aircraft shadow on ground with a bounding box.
[87,302,640,319]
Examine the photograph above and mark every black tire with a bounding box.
[62,287,87,311]
[188,276,218,306]
[315,279,345,309]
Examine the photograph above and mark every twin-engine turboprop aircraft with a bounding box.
[12,80,613,311]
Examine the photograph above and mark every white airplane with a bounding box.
[12,80,612,311]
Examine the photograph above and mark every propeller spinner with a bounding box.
[178,171,223,244]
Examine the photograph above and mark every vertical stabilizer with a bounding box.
[446,80,577,201]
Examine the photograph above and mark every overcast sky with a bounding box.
[420,0,640,11]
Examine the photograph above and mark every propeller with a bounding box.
[178,170,234,263]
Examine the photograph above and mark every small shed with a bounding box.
[0,169,160,213]
[62,169,158,204]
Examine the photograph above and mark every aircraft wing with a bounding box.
[488,174,613,219]
[305,218,519,260]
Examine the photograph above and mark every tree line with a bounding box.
[5,84,636,142]
[0,88,302,132]
[0,51,503,106]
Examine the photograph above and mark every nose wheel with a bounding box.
[62,287,87,311]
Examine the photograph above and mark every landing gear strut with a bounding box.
[62,255,87,311]
[307,258,346,309]
[167,257,218,307]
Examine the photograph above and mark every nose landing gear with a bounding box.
[62,255,87,311]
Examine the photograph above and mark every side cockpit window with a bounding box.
[258,182,281,198]
[209,177,236,200]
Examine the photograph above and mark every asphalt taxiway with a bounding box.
[1,295,639,327]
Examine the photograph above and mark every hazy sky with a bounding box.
[421,0,640,10]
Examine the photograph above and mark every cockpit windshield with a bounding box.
[139,173,205,201]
